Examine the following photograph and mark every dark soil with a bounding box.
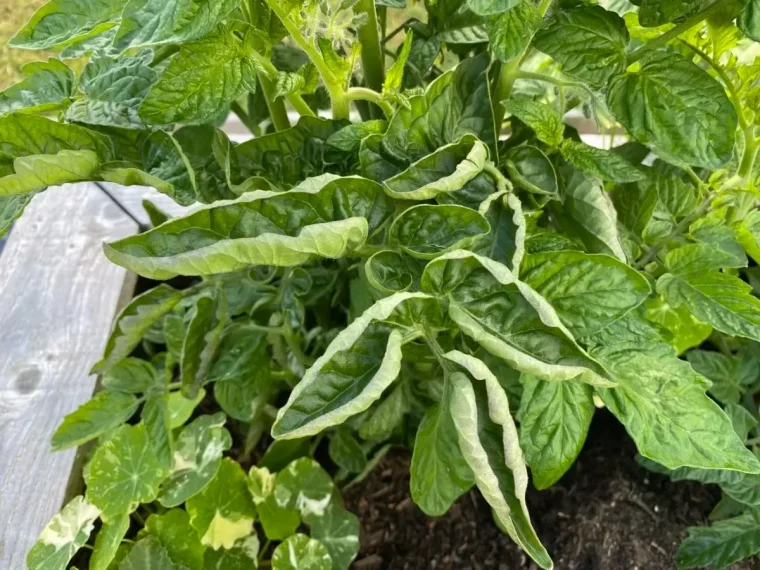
[344,410,760,570]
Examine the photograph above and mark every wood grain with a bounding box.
[0,182,171,567]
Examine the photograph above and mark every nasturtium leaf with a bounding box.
[379,53,496,163]
[686,350,745,406]
[0,194,34,237]
[520,251,650,337]
[168,389,206,429]
[51,390,140,451]
[93,285,184,374]
[66,52,157,129]
[103,357,157,393]
[519,375,594,490]
[258,494,301,541]
[85,424,166,519]
[0,59,74,115]
[119,536,178,570]
[740,0,760,41]
[534,5,629,88]
[444,351,552,569]
[504,145,559,196]
[486,0,541,63]
[421,251,611,387]
[181,292,227,399]
[113,0,240,50]
[502,100,564,148]
[248,466,275,505]
[187,458,257,550]
[638,0,703,27]
[304,498,360,570]
[271,534,332,570]
[390,204,490,259]
[644,296,712,354]
[559,139,645,183]
[328,429,367,473]
[144,509,205,570]
[26,496,100,570]
[203,535,259,569]
[555,165,626,261]
[273,293,444,439]
[8,0,127,50]
[359,380,409,440]
[589,323,760,473]
[676,513,760,570]
[275,458,335,518]
[105,173,392,279]
[607,52,738,169]
[89,514,129,570]
[158,413,232,507]
[383,136,489,200]
[0,149,100,197]
[140,26,258,125]
[410,386,475,516]
[365,250,415,293]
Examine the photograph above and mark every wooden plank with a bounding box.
[0,183,139,568]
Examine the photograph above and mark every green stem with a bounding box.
[515,70,598,100]
[356,0,385,94]
[738,136,758,181]
[250,52,315,118]
[257,71,291,131]
[345,87,393,117]
[627,0,730,64]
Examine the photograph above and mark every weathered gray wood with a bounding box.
[0,183,141,568]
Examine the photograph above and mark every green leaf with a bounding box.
[739,0,760,42]
[726,403,758,442]
[0,194,34,237]
[504,145,559,196]
[66,52,158,129]
[119,536,179,570]
[365,250,415,294]
[142,392,173,470]
[328,429,367,473]
[359,380,409,440]
[644,296,712,354]
[384,32,414,93]
[247,0,287,47]
[327,120,387,153]
[390,204,490,259]
[0,149,100,197]
[26,496,100,570]
[51,391,140,451]
[257,494,301,541]
[473,190,526,273]
[305,498,360,570]
[656,463,760,509]
[638,0,702,27]
[181,292,228,399]
[85,424,166,519]
[676,513,760,570]
[686,350,745,405]
[144,509,205,570]
[0,59,74,115]
[502,99,564,148]
[590,331,760,474]
[272,293,443,439]
[203,536,260,570]
[519,376,594,489]
[271,534,332,570]
[275,458,335,518]
[89,514,130,570]
[657,270,760,343]
[534,5,629,88]
[444,351,552,569]
[466,0,520,16]
[607,52,738,169]
[131,130,198,206]
[113,0,240,50]
[274,63,319,99]
[103,357,158,393]
[410,389,474,516]
[559,139,645,183]
[187,458,257,550]
[140,26,258,125]
[168,389,206,429]
[555,164,626,261]
[383,136,489,200]
[486,1,542,63]
[9,0,126,50]
[104,173,392,279]
[92,285,184,374]
[158,413,232,507]
[421,251,611,387]
[520,251,651,337]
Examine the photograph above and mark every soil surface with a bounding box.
[344,410,760,570]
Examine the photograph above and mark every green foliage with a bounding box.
[13,1,760,568]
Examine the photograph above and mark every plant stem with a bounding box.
[738,136,759,181]
[515,70,598,99]
[356,0,385,94]
[250,52,316,117]
[257,71,291,131]
[627,0,730,64]
[345,87,394,117]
